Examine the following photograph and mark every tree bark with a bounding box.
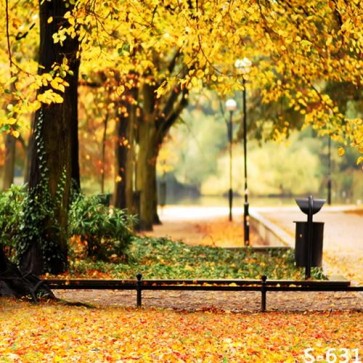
[113,73,138,215]
[19,0,80,275]
[69,54,81,192]
[135,77,188,230]
[114,115,128,209]
[0,247,54,300]
[136,119,159,230]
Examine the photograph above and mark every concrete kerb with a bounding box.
[250,210,294,248]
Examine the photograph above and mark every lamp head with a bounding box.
[235,57,252,74]
[225,98,237,112]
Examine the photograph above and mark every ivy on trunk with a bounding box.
[18,0,80,275]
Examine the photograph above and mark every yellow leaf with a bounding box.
[338,147,345,156]
[37,90,64,104]
[48,16,53,24]
[11,130,20,138]
[196,69,204,78]
[51,78,65,92]
[31,100,42,111]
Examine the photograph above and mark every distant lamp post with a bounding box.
[327,135,332,205]
[225,98,237,221]
[235,57,252,246]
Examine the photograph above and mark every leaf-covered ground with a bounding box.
[0,298,362,362]
[66,237,325,280]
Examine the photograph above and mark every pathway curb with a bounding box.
[250,210,294,248]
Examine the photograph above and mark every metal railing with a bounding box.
[45,275,363,312]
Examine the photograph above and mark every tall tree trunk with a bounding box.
[114,74,138,212]
[100,115,109,194]
[24,115,36,185]
[136,120,158,231]
[2,134,16,190]
[135,81,157,231]
[114,114,128,209]
[151,160,161,225]
[19,0,80,275]
[113,56,188,230]
[69,57,80,192]
[114,114,140,228]
[135,77,188,230]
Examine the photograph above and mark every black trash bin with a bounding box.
[294,221,324,267]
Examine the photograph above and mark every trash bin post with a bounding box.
[306,196,313,279]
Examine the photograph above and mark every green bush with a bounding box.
[0,185,26,260]
[0,183,67,268]
[68,194,136,262]
[0,187,136,264]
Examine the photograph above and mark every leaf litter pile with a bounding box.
[1,298,362,362]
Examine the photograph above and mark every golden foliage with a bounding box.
[1,0,363,155]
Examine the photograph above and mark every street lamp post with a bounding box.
[327,135,332,205]
[225,98,237,221]
[235,57,252,246]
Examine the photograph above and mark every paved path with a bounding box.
[145,205,264,247]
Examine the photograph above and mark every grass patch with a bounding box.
[67,236,326,280]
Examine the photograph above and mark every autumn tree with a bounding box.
[1,0,363,278]
[72,2,192,230]
[78,62,188,230]
[49,0,363,231]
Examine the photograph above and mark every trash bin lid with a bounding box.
[295,197,325,215]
